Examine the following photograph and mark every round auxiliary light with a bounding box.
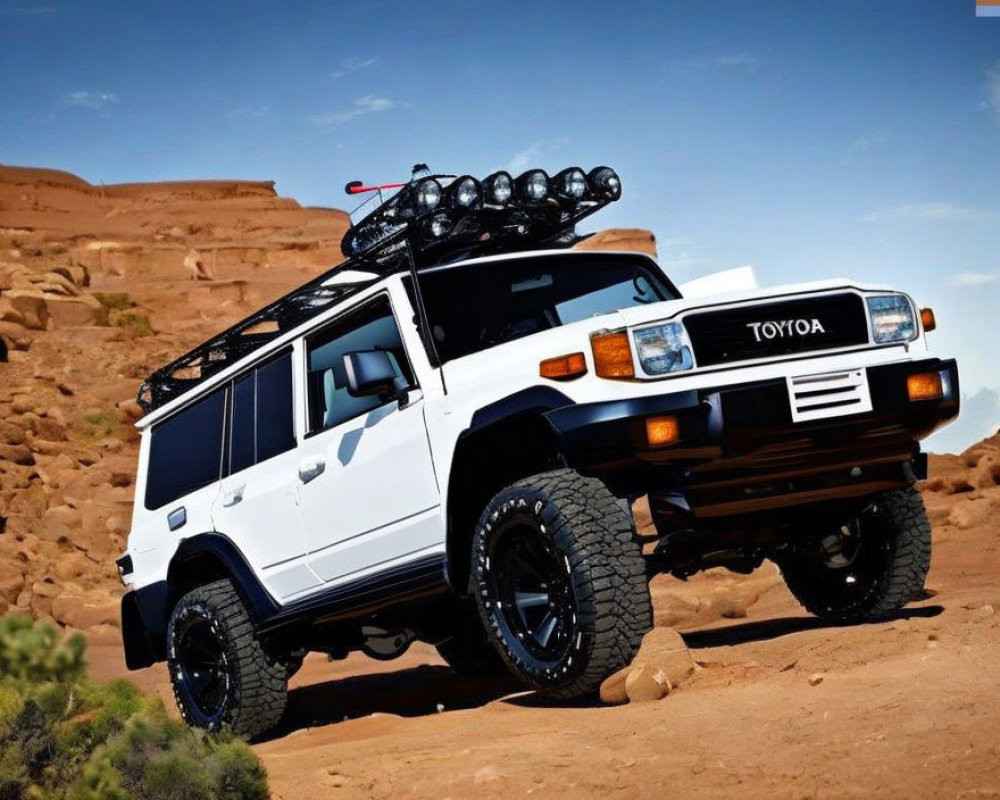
[448,175,481,209]
[587,166,621,200]
[414,178,443,213]
[554,167,587,200]
[483,171,513,205]
[517,169,550,203]
[425,213,452,239]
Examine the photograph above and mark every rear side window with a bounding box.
[228,351,295,475]
[145,387,226,510]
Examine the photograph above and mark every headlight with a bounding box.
[633,323,694,375]
[483,171,513,205]
[448,176,481,209]
[587,166,622,200]
[414,178,442,213]
[554,167,587,200]
[866,294,917,344]
[517,169,550,203]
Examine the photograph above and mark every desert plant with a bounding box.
[93,293,133,311]
[112,311,152,337]
[0,614,269,800]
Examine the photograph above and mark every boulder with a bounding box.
[51,589,120,630]
[45,294,108,328]
[1,290,49,329]
[599,626,695,705]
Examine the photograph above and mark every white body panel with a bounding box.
[124,249,944,612]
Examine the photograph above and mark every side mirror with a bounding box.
[343,350,406,401]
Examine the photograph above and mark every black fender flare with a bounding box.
[167,532,281,626]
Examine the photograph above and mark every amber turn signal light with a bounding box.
[540,352,587,380]
[920,308,936,332]
[646,415,680,447]
[591,331,634,378]
[907,372,943,401]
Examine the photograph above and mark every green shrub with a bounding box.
[93,293,133,311]
[113,311,152,337]
[78,409,118,440]
[0,615,269,800]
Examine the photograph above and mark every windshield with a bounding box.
[412,253,678,363]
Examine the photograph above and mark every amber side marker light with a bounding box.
[907,372,944,401]
[921,308,936,332]
[540,352,587,380]
[646,415,680,447]
[591,331,635,378]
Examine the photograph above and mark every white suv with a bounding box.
[117,166,959,739]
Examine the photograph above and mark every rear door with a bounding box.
[295,295,443,585]
[212,350,321,602]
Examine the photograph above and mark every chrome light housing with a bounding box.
[517,169,550,203]
[588,166,622,201]
[633,322,695,375]
[414,178,443,213]
[866,294,917,344]
[554,167,587,200]
[483,171,513,205]
[447,175,481,209]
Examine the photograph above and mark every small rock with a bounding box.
[474,764,502,785]
[808,674,824,686]
[625,664,669,703]
[972,604,995,622]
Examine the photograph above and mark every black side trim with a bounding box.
[469,386,574,431]
[258,554,448,634]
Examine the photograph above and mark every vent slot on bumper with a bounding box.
[787,369,873,423]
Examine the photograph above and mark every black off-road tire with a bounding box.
[166,578,287,740]
[779,486,932,622]
[435,601,509,677]
[471,468,652,699]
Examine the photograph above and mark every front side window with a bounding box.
[145,387,226,509]
[306,297,415,433]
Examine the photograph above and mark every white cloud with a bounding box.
[506,138,571,173]
[330,57,376,80]
[61,91,120,110]
[671,54,762,72]
[0,6,55,17]
[712,55,761,69]
[307,94,404,126]
[949,272,1000,287]
[863,203,996,223]
[227,105,269,119]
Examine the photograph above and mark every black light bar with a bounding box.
[341,165,622,263]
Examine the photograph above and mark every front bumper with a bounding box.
[545,357,959,519]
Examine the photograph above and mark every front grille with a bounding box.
[683,293,869,367]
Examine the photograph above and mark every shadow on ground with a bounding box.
[682,605,944,649]
[263,665,519,741]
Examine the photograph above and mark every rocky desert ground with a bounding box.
[2,164,998,799]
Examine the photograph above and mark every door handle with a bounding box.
[298,457,326,484]
[222,485,245,507]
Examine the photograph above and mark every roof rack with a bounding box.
[136,165,622,414]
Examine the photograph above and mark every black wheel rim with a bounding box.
[812,510,892,602]
[175,612,230,721]
[488,521,576,664]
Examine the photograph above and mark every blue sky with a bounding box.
[1,0,998,449]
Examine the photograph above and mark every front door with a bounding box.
[295,296,443,585]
